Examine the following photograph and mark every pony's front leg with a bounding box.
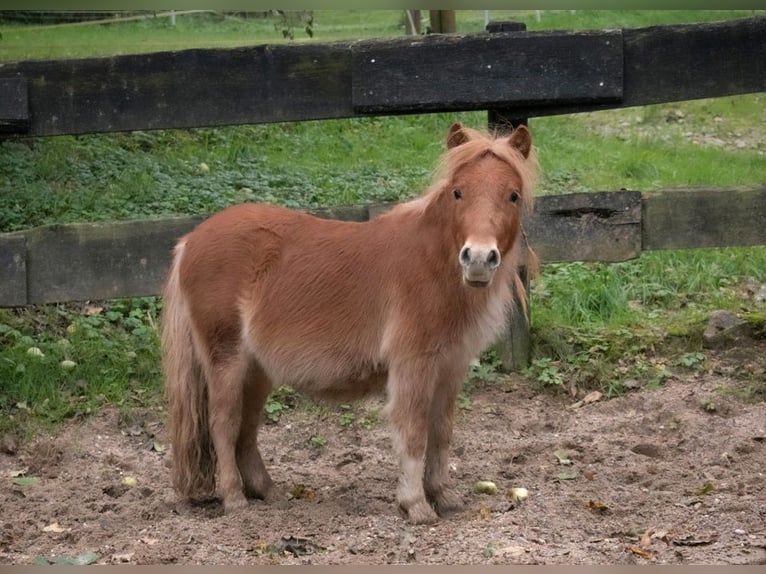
[424,364,466,516]
[386,362,439,525]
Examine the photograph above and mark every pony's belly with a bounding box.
[293,368,389,402]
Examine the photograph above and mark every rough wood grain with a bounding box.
[494,16,766,118]
[351,30,623,113]
[0,43,352,136]
[1,17,762,136]
[0,77,29,133]
[527,191,643,263]
[642,186,766,251]
[24,217,201,304]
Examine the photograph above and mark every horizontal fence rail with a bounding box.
[1,17,764,136]
[1,186,765,307]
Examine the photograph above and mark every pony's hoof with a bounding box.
[431,488,464,516]
[223,493,249,514]
[244,475,274,500]
[402,500,440,525]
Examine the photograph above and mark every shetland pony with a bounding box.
[162,122,538,524]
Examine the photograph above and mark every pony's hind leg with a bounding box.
[386,359,440,525]
[424,363,466,516]
[207,353,250,513]
[237,360,274,500]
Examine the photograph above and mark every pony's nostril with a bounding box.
[459,246,471,266]
[487,248,500,267]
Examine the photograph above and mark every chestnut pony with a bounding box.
[162,122,538,524]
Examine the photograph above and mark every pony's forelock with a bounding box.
[429,127,538,216]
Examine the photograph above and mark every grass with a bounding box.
[1,10,765,435]
[0,299,162,436]
[1,10,761,62]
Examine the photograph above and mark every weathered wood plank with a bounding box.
[0,43,353,136]
[0,77,29,133]
[642,185,766,251]
[24,217,201,304]
[527,191,643,263]
[1,17,762,136]
[495,16,766,118]
[0,234,27,307]
[351,30,623,113]
[4,186,765,307]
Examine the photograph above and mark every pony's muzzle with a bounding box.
[459,244,500,287]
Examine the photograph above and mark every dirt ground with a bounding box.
[1,340,764,566]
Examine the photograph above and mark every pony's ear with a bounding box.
[508,125,532,159]
[447,122,470,149]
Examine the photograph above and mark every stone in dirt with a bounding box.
[703,310,751,349]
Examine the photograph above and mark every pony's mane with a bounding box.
[428,126,538,216]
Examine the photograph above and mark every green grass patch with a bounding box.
[0,300,163,435]
[2,10,760,63]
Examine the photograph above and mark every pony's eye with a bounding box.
[509,191,520,203]
[453,189,462,200]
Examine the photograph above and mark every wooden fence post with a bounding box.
[486,20,532,372]
[429,10,456,34]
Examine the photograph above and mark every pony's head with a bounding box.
[429,122,537,288]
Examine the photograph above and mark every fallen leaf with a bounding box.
[36,552,100,566]
[67,552,100,566]
[13,476,39,487]
[588,500,610,514]
[694,482,714,496]
[474,480,498,495]
[507,487,528,502]
[557,471,578,481]
[672,530,718,546]
[151,441,166,453]
[628,545,654,560]
[288,483,317,500]
[42,523,66,533]
[553,449,572,465]
[652,529,671,545]
[640,528,655,547]
[583,390,603,404]
[121,476,138,487]
[478,504,492,520]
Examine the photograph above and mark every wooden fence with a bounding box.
[1,16,765,369]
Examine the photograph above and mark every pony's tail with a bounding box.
[161,241,217,500]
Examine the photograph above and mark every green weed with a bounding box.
[264,386,296,423]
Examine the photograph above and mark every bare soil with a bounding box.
[1,341,764,565]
